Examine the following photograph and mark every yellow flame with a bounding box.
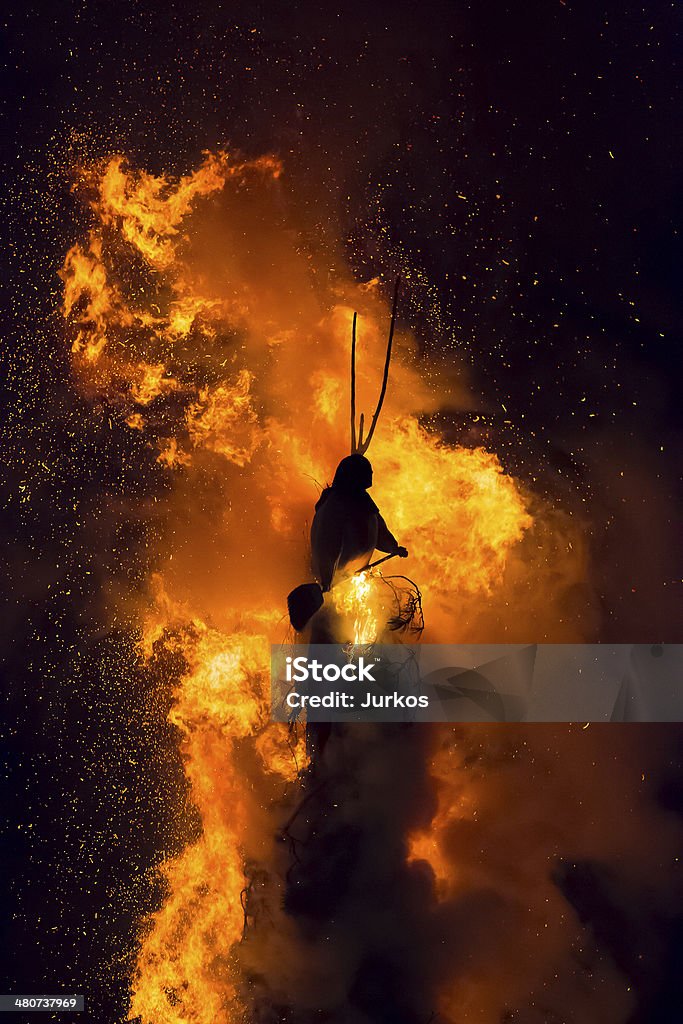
[332,571,380,646]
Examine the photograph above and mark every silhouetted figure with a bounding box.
[306,454,407,756]
[303,282,407,753]
[311,454,407,592]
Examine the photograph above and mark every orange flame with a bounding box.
[407,737,479,899]
[60,235,134,363]
[374,418,533,636]
[156,438,192,470]
[186,372,264,467]
[131,363,180,406]
[83,152,281,271]
[130,623,305,1024]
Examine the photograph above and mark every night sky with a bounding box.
[1,2,682,1023]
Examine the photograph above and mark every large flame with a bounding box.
[131,609,306,1024]
[59,150,553,1022]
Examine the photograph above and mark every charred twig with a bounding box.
[380,573,425,636]
[280,778,329,836]
[280,777,333,884]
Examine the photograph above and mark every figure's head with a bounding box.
[332,454,373,491]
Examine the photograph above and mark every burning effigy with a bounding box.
[288,281,419,648]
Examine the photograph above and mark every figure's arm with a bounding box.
[311,504,345,591]
[376,514,408,557]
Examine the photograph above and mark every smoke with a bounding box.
[237,723,682,1024]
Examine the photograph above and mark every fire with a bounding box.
[130,622,305,1024]
[327,418,532,647]
[126,412,144,430]
[173,626,267,736]
[376,419,531,596]
[131,363,179,406]
[332,570,380,646]
[58,148,546,1022]
[373,418,533,638]
[59,150,281,396]
[60,235,135,363]
[156,438,192,469]
[407,832,452,896]
[185,372,264,467]
[82,152,281,271]
[310,370,344,425]
[407,736,479,899]
[167,296,224,339]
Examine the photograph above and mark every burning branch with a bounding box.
[351,276,400,455]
